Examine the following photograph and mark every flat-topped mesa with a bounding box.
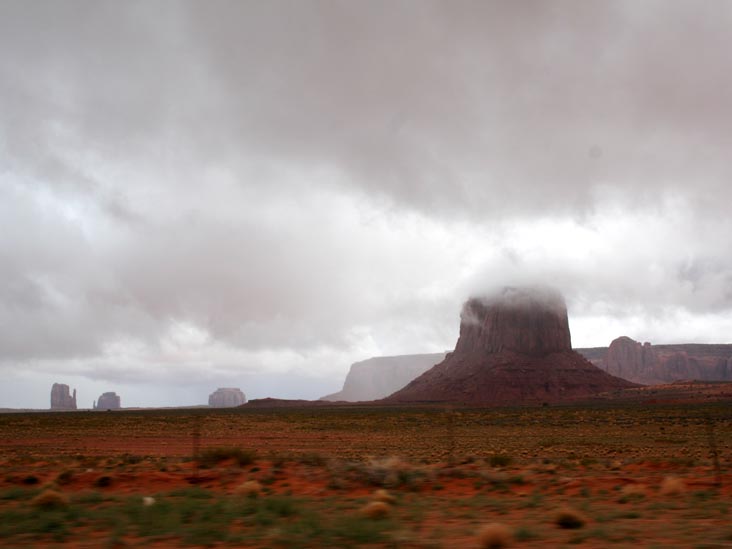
[209,388,247,408]
[456,287,572,356]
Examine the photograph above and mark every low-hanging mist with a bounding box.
[1,1,732,408]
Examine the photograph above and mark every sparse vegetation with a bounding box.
[660,475,686,496]
[554,506,587,529]
[0,402,729,546]
[477,522,512,548]
[93,475,112,487]
[197,446,256,467]
[361,500,391,519]
[372,488,397,504]
[30,489,69,510]
[489,454,513,467]
[235,480,262,498]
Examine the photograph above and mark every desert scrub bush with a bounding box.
[659,476,686,496]
[120,453,143,465]
[93,475,112,488]
[260,495,299,518]
[477,522,512,548]
[508,474,525,485]
[329,513,393,544]
[372,489,397,504]
[489,454,513,468]
[31,489,69,510]
[121,492,232,541]
[71,491,109,504]
[0,487,41,501]
[198,446,256,467]
[168,486,213,499]
[235,480,262,498]
[554,506,586,529]
[0,508,72,542]
[56,470,73,485]
[521,491,544,509]
[514,525,538,541]
[361,501,391,519]
[361,456,421,488]
[260,474,277,486]
[298,452,328,466]
[619,483,647,503]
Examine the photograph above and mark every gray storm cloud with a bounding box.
[1,1,731,406]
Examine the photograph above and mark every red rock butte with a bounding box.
[386,286,636,405]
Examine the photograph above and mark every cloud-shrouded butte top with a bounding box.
[386,287,635,405]
[458,287,572,356]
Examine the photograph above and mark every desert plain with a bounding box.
[0,385,730,548]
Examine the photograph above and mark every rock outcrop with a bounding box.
[320,353,447,402]
[94,392,121,410]
[208,388,247,408]
[456,289,571,356]
[50,383,77,410]
[577,337,732,385]
[385,286,636,405]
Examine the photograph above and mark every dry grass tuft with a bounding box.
[477,522,512,548]
[553,506,586,529]
[619,483,647,501]
[361,500,391,519]
[235,480,262,497]
[364,456,413,487]
[372,489,397,504]
[659,476,686,496]
[31,489,69,510]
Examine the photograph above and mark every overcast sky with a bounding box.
[2,1,732,408]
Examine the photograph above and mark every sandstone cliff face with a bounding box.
[579,337,732,385]
[50,383,77,410]
[386,287,635,405]
[605,337,661,382]
[320,353,447,402]
[95,392,121,410]
[209,388,246,408]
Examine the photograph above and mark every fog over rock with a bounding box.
[94,391,121,410]
[321,353,446,402]
[387,287,635,404]
[457,287,571,356]
[208,388,246,408]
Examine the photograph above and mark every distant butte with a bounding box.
[385,286,636,405]
[50,383,77,410]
